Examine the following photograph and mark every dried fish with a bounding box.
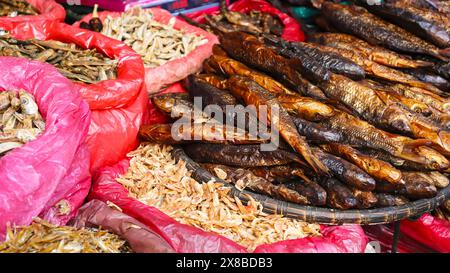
[309,32,432,69]
[101,8,207,68]
[375,193,408,207]
[0,219,130,253]
[0,0,38,17]
[320,3,449,60]
[0,90,44,156]
[183,143,304,167]
[0,36,117,84]
[319,178,358,210]
[116,143,320,251]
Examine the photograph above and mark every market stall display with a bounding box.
[0,0,38,16]
[1,20,147,173]
[75,7,218,93]
[0,57,91,238]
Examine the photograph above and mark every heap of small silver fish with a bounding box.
[0,219,131,253]
[0,36,118,84]
[0,0,38,17]
[101,7,208,68]
[0,90,44,156]
[116,143,321,251]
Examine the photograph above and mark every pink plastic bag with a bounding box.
[75,8,219,94]
[91,155,368,253]
[185,0,305,42]
[0,0,65,30]
[0,57,91,239]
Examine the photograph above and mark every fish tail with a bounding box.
[303,152,330,176]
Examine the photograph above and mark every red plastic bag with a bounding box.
[400,214,450,253]
[3,20,147,173]
[0,0,65,30]
[185,0,305,42]
[0,57,91,239]
[75,8,219,94]
[91,154,368,253]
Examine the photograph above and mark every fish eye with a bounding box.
[432,162,441,169]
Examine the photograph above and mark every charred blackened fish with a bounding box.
[321,3,449,60]
[219,31,328,100]
[139,123,264,145]
[262,34,366,80]
[227,75,329,174]
[309,32,432,69]
[322,111,449,169]
[203,163,315,205]
[219,0,263,34]
[321,143,402,185]
[292,117,344,144]
[399,68,450,92]
[313,148,376,191]
[184,143,304,167]
[356,0,450,48]
[284,180,327,206]
[375,193,408,207]
[320,178,358,210]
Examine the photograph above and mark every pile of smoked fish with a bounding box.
[0,90,44,156]
[139,0,450,211]
[0,35,118,84]
[0,0,38,17]
[0,219,131,253]
[116,143,320,251]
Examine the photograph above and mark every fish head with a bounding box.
[19,90,39,115]
[365,158,402,184]
[415,146,449,170]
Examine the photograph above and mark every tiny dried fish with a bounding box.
[0,90,45,156]
[116,143,320,251]
[0,36,117,84]
[101,8,207,68]
[0,218,131,253]
[0,0,38,17]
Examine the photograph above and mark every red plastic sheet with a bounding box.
[0,0,65,30]
[75,8,218,94]
[0,57,91,239]
[3,20,147,173]
[185,0,305,42]
[401,214,450,253]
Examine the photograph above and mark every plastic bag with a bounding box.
[72,200,175,253]
[91,155,368,253]
[0,57,91,239]
[400,214,450,253]
[3,20,147,173]
[75,8,218,94]
[0,0,65,30]
[185,0,305,42]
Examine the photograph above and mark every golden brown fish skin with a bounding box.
[321,143,403,185]
[277,94,335,122]
[151,93,193,118]
[227,75,329,175]
[318,73,416,135]
[246,164,305,184]
[139,123,265,145]
[195,74,229,90]
[320,3,447,60]
[206,48,297,96]
[309,32,432,69]
[219,31,328,100]
[322,110,449,170]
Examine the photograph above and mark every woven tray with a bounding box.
[172,146,450,225]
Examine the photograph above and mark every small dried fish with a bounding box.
[0,90,45,156]
[0,36,117,84]
[116,143,320,251]
[0,219,130,253]
[101,8,207,68]
[0,0,38,17]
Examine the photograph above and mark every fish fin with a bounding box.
[304,154,331,176]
